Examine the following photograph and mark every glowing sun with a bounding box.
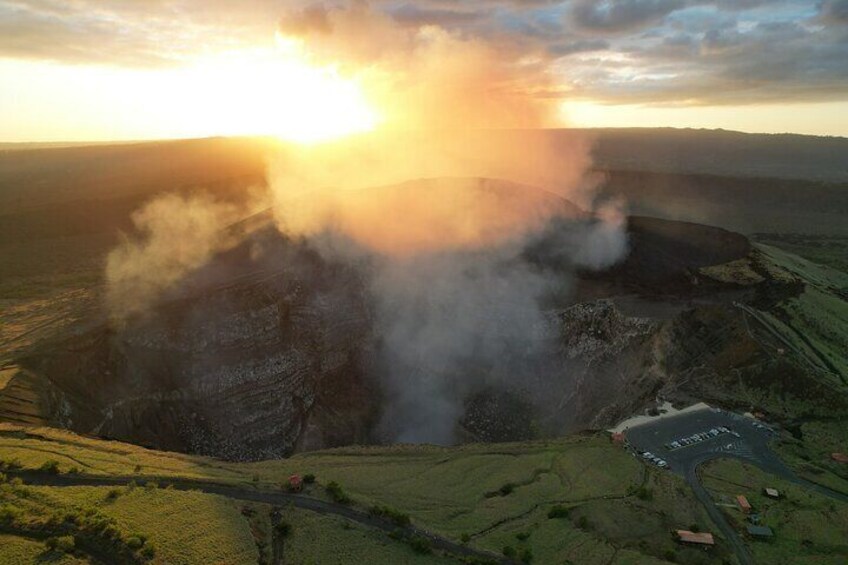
[174,41,379,144]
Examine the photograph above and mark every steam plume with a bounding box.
[105,194,240,322]
[103,1,630,445]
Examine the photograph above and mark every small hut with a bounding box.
[288,474,303,492]
[676,530,715,546]
[763,487,780,499]
[736,495,752,513]
[746,525,774,538]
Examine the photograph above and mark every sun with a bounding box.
[178,45,379,144]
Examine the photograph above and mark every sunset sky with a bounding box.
[2,0,848,141]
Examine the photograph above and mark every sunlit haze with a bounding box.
[2,0,847,141]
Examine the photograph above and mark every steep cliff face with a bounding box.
[14,208,765,460]
[24,232,379,460]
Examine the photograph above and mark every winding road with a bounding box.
[7,470,509,564]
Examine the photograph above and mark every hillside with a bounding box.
[2,423,847,564]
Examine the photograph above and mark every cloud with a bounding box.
[570,0,686,33]
[387,3,486,27]
[819,0,848,24]
[1,0,846,107]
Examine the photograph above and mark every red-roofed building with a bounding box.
[736,495,752,513]
[611,432,625,445]
[831,453,848,463]
[676,530,715,546]
[288,474,303,492]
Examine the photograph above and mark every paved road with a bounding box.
[8,470,510,564]
[624,406,848,565]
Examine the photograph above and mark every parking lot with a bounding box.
[622,405,783,476]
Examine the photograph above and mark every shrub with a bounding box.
[275,520,292,537]
[516,532,530,542]
[499,483,516,496]
[461,532,471,544]
[144,481,158,492]
[126,536,145,550]
[520,547,533,563]
[636,487,653,501]
[502,545,517,558]
[140,545,156,560]
[547,505,569,519]
[67,466,81,475]
[689,524,700,533]
[325,481,351,504]
[577,516,589,529]
[303,473,316,484]
[134,465,142,474]
[0,458,22,470]
[0,503,22,524]
[46,535,75,553]
[369,505,411,527]
[664,549,676,562]
[105,488,122,501]
[40,460,61,474]
[408,536,432,555]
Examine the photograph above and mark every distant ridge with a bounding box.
[2,128,846,182]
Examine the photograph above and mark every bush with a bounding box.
[520,547,533,563]
[105,488,122,501]
[516,532,530,542]
[275,520,292,537]
[408,536,432,555]
[0,504,22,524]
[635,487,653,501]
[39,460,61,474]
[369,505,411,527]
[140,545,156,560]
[689,524,700,533]
[67,466,81,475]
[461,532,471,544]
[577,516,589,530]
[0,458,21,470]
[46,535,75,553]
[502,545,517,558]
[547,505,569,519]
[325,481,351,504]
[134,465,142,474]
[126,536,145,550]
[303,473,316,484]
[499,483,516,496]
[664,549,676,562]
[144,481,158,492]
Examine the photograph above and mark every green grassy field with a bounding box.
[32,486,260,565]
[0,533,89,564]
[1,424,735,564]
[702,459,848,565]
[744,245,848,389]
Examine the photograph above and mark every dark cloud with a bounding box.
[548,38,610,56]
[819,0,848,23]
[570,0,686,33]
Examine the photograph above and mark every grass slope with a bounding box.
[702,459,848,565]
[1,425,716,564]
